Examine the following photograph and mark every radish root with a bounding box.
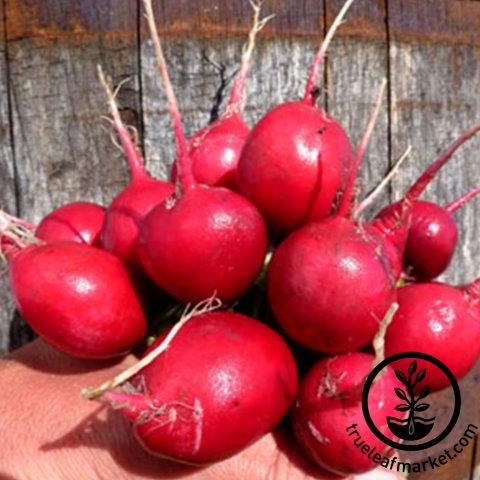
[97,65,146,181]
[355,145,412,217]
[81,294,222,400]
[143,0,194,191]
[445,187,480,213]
[0,210,40,257]
[303,0,355,104]
[407,123,480,200]
[227,1,274,114]
[372,302,399,370]
[337,78,387,217]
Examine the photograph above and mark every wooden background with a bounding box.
[0,0,479,478]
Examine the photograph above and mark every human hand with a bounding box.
[0,340,403,480]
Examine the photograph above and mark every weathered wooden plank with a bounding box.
[6,0,479,47]
[326,0,390,215]
[6,0,141,223]
[140,6,325,179]
[388,3,480,478]
[388,0,480,47]
[0,0,18,353]
[2,0,141,351]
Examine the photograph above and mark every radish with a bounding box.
[392,188,480,281]
[267,79,473,353]
[374,123,480,279]
[1,202,105,246]
[292,351,398,476]
[385,281,480,392]
[267,81,403,353]
[236,0,355,237]
[170,2,271,189]
[137,0,267,303]
[267,159,466,354]
[36,201,106,246]
[82,303,298,464]
[98,66,174,267]
[0,211,146,359]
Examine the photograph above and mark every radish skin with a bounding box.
[385,281,480,391]
[97,311,298,464]
[375,125,480,280]
[236,0,355,237]
[267,81,398,353]
[400,189,480,281]
[171,2,272,189]
[1,211,146,359]
[292,352,398,475]
[36,201,106,246]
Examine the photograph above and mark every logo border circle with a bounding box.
[361,351,461,452]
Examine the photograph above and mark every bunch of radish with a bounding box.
[1,0,479,477]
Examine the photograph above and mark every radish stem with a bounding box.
[445,187,480,213]
[373,302,399,370]
[355,145,412,217]
[227,1,273,114]
[337,78,386,217]
[143,0,194,191]
[303,0,355,105]
[97,66,146,182]
[0,210,41,253]
[407,123,480,200]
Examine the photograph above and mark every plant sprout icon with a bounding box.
[386,360,436,441]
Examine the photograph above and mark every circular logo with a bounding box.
[362,352,461,451]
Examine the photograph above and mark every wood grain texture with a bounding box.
[140,35,324,178]
[5,0,480,46]
[389,41,480,286]
[0,0,18,353]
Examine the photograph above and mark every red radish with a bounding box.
[268,80,473,353]
[170,2,270,189]
[236,0,355,237]
[385,281,480,392]
[0,211,146,359]
[267,81,403,353]
[268,126,471,353]
[374,124,480,279]
[184,114,249,189]
[36,201,106,246]
[0,202,105,246]
[267,214,398,353]
[292,352,397,476]
[137,0,267,303]
[98,67,174,267]
[83,307,298,464]
[391,188,480,281]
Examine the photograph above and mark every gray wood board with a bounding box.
[0,0,18,353]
